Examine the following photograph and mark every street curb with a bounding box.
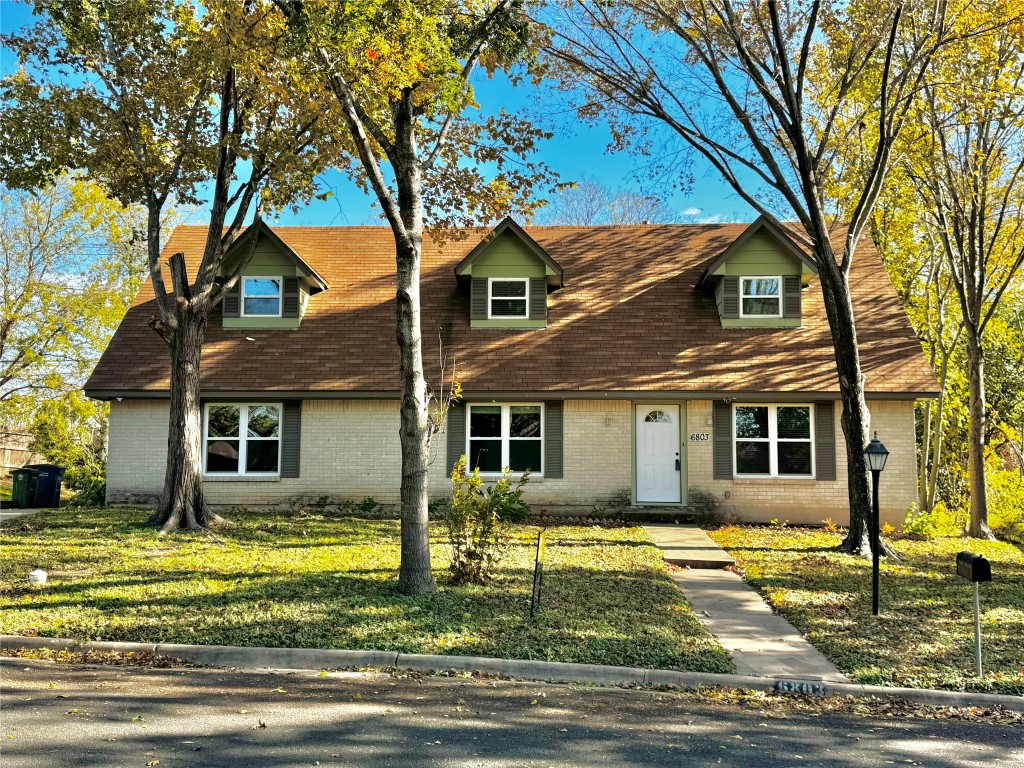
[3,634,1022,712]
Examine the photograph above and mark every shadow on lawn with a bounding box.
[3,565,730,671]
[1,508,732,671]
[740,557,1024,691]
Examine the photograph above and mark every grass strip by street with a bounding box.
[709,525,1024,696]
[0,507,732,674]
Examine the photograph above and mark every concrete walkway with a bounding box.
[672,569,848,682]
[643,524,847,682]
[643,524,735,568]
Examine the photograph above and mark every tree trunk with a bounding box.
[149,308,221,533]
[926,384,946,512]
[818,264,875,557]
[918,401,931,512]
[392,94,436,596]
[393,234,436,595]
[965,329,994,539]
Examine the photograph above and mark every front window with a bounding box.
[488,278,529,319]
[468,403,543,474]
[242,278,282,317]
[204,403,281,475]
[740,276,781,317]
[734,404,813,477]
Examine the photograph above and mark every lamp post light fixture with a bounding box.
[864,432,890,616]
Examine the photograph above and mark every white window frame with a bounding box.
[487,278,530,320]
[466,402,544,476]
[203,402,283,477]
[739,275,783,318]
[733,403,814,478]
[241,277,284,318]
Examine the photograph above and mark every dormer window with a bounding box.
[740,276,782,318]
[488,278,529,319]
[455,217,563,329]
[242,278,283,317]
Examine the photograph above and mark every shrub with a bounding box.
[442,456,530,584]
[989,467,1024,544]
[902,501,964,538]
[357,496,382,516]
[66,478,106,507]
[687,487,724,525]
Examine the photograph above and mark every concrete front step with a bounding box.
[642,523,735,569]
[621,508,699,524]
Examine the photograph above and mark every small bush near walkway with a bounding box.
[0,507,732,674]
[710,525,1024,695]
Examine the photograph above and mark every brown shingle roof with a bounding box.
[85,223,938,398]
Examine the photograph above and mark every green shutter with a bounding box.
[222,281,240,317]
[544,400,563,478]
[447,401,466,473]
[712,401,732,479]
[783,276,801,318]
[282,277,300,318]
[721,276,739,319]
[281,400,301,478]
[530,278,547,321]
[470,278,487,320]
[814,401,836,480]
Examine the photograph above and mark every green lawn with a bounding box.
[0,507,731,673]
[0,479,11,501]
[709,526,1024,695]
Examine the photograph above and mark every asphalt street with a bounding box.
[1,659,1022,767]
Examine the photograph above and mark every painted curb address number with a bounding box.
[689,432,711,442]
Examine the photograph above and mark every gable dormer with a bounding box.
[696,217,817,329]
[455,217,563,329]
[220,221,328,330]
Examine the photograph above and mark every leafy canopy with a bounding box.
[279,0,556,231]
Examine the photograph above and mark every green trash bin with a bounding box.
[11,467,40,508]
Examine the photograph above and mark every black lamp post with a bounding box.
[864,432,890,616]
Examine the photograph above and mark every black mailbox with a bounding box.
[956,552,992,583]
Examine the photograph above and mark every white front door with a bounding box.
[635,405,682,504]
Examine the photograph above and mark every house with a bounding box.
[86,217,937,525]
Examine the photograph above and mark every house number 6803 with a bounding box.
[690,432,711,442]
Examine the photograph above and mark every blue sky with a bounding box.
[0,1,755,227]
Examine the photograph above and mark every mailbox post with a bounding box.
[956,552,992,676]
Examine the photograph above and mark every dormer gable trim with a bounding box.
[455,216,564,289]
[225,220,329,294]
[695,216,818,289]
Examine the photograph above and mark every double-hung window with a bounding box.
[734,404,813,477]
[487,278,529,319]
[204,403,282,476]
[242,277,283,317]
[467,403,543,475]
[740,276,781,317]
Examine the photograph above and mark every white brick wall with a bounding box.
[106,398,633,507]
[686,399,918,526]
[107,397,917,523]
